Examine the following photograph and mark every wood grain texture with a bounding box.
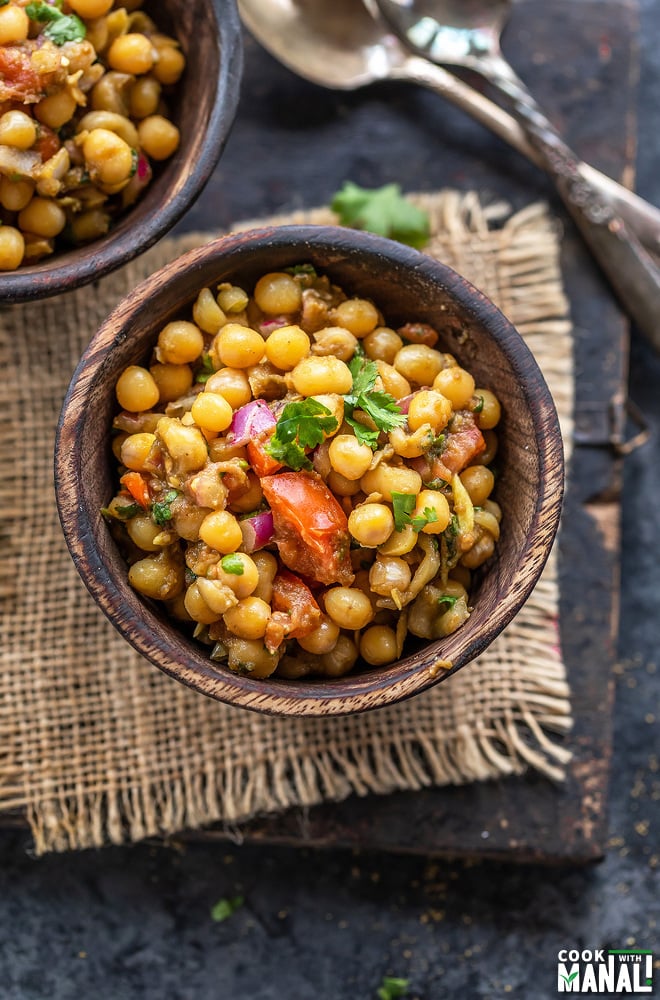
[55,225,564,717]
[0,0,243,305]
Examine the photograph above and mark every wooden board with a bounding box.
[178,0,634,863]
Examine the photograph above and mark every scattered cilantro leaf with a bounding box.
[210,895,244,922]
[0,2,10,8]
[285,263,317,277]
[195,353,216,384]
[100,502,140,521]
[438,594,460,611]
[266,398,338,471]
[343,355,405,450]
[410,506,438,532]
[220,553,245,575]
[26,1,86,43]
[332,180,429,248]
[473,395,485,414]
[151,490,178,526]
[376,976,410,1000]
[391,491,416,532]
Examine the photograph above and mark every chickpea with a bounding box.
[0,110,37,150]
[69,209,111,245]
[152,43,186,86]
[128,550,183,600]
[433,366,476,410]
[0,176,34,212]
[368,556,411,597]
[0,227,25,271]
[311,327,358,362]
[407,390,453,433]
[156,321,204,366]
[35,91,77,130]
[192,287,226,335]
[348,503,394,547]
[363,327,403,364]
[326,470,362,497]
[120,432,156,471]
[413,489,451,533]
[265,324,310,370]
[214,323,265,368]
[475,389,501,429]
[129,76,162,120]
[374,361,411,400]
[116,365,159,412]
[473,508,500,541]
[108,33,156,74]
[191,392,233,433]
[377,523,417,556]
[291,356,352,396]
[126,514,162,551]
[18,198,66,239]
[253,272,302,314]
[394,344,446,386]
[137,115,180,160]
[389,424,435,459]
[331,298,379,337]
[459,465,495,505]
[251,551,278,603]
[324,587,375,630]
[91,71,133,115]
[157,417,208,472]
[149,363,193,403]
[0,5,29,45]
[184,581,224,624]
[360,625,398,666]
[297,616,341,655]
[231,472,263,514]
[205,368,252,410]
[225,638,280,678]
[78,110,139,149]
[328,434,373,481]
[199,511,243,553]
[223,597,271,640]
[461,530,496,569]
[319,634,359,677]
[213,552,260,598]
[217,285,249,314]
[360,463,421,502]
[83,128,134,188]
[474,429,498,466]
[310,394,344,432]
[69,0,114,16]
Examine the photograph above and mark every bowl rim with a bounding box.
[0,0,243,305]
[55,224,565,717]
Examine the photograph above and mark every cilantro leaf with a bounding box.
[332,181,429,248]
[376,976,410,1000]
[210,895,244,922]
[266,398,338,471]
[343,355,405,450]
[195,353,216,384]
[410,506,438,532]
[26,1,86,43]
[220,553,245,575]
[151,490,178,526]
[438,594,460,611]
[391,492,416,532]
[100,502,140,521]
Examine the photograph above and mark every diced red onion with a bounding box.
[397,393,415,415]
[239,511,275,553]
[228,399,276,446]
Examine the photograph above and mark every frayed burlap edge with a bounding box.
[1,191,574,854]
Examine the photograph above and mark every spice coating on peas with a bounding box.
[105,264,502,678]
[0,1,185,269]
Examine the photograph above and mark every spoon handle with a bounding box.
[471,53,660,347]
[395,55,660,256]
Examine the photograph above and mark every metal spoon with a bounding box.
[238,0,660,256]
[373,0,660,344]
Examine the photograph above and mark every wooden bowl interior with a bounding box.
[2,0,242,303]
[57,226,564,716]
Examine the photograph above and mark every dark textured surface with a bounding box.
[2,1,659,997]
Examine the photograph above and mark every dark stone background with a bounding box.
[1,2,658,997]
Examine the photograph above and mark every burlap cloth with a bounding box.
[0,192,574,854]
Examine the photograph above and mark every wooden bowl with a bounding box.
[55,225,564,716]
[0,0,242,304]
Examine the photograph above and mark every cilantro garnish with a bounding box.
[332,181,429,248]
[343,355,405,449]
[410,507,438,532]
[210,895,244,922]
[100,502,140,521]
[220,553,245,575]
[195,353,216,384]
[285,264,317,277]
[438,594,460,611]
[376,976,410,1000]
[266,398,338,471]
[26,1,86,44]
[391,492,416,532]
[151,490,178,526]
[473,395,485,414]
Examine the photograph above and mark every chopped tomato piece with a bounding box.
[247,430,282,478]
[0,46,43,104]
[413,411,486,483]
[261,471,354,587]
[33,124,61,163]
[397,322,439,347]
[264,569,322,652]
[120,471,151,509]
